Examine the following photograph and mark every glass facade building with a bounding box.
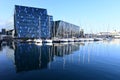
[52,20,80,38]
[14,5,53,39]
[14,5,80,39]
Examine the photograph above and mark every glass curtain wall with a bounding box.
[53,20,80,38]
[14,5,53,39]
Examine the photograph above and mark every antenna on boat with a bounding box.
[39,16,41,39]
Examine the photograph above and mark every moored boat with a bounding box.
[34,39,42,43]
[43,39,52,43]
[59,39,68,42]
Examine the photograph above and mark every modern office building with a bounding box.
[52,20,80,38]
[14,5,80,39]
[14,5,53,39]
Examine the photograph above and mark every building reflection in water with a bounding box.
[0,41,90,73]
[0,44,2,51]
[15,43,40,72]
[14,42,81,72]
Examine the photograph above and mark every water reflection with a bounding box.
[0,44,2,51]
[103,39,120,45]
[14,42,82,72]
[1,40,120,80]
[15,43,40,72]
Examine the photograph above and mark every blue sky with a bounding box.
[0,0,120,33]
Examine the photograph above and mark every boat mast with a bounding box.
[39,16,41,39]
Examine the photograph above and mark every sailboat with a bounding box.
[43,39,52,43]
[68,38,74,42]
[27,39,33,42]
[59,38,68,42]
[34,39,42,43]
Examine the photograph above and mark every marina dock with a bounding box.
[16,38,99,43]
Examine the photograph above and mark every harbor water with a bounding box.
[0,39,120,80]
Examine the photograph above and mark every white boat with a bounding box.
[43,39,52,43]
[74,38,80,42]
[84,38,91,41]
[88,38,94,41]
[114,35,120,39]
[79,38,85,42]
[94,38,103,41]
[68,38,74,42]
[59,39,68,42]
[34,39,42,43]
[27,39,33,42]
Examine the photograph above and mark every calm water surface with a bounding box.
[0,39,120,80]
